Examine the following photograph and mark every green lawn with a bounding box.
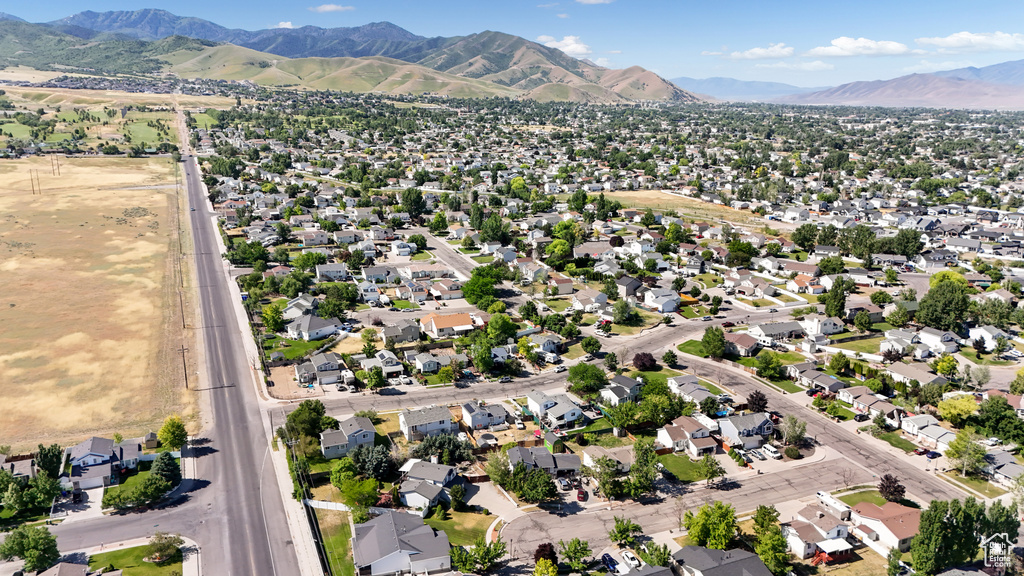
[872,430,917,453]
[734,349,806,367]
[798,293,820,303]
[264,335,325,360]
[677,340,709,358]
[965,352,1015,366]
[317,509,355,576]
[738,297,775,308]
[615,310,663,335]
[629,367,682,386]
[425,510,493,546]
[191,112,218,130]
[392,299,420,310]
[838,490,887,507]
[578,417,612,434]
[471,255,494,264]
[678,305,710,319]
[657,454,704,483]
[770,378,803,393]
[410,251,434,261]
[563,343,585,360]
[832,337,886,355]
[355,303,371,311]
[545,299,571,312]
[942,472,1007,498]
[0,506,50,529]
[694,273,723,289]
[89,545,183,576]
[775,294,798,303]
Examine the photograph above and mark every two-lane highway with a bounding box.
[52,150,301,575]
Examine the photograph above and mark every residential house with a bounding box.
[782,502,852,560]
[405,460,458,487]
[917,327,960,355]
[286,315,342,341]
[526,391,582,429]
[360,350,405,378]
[351,510,451,576]
[315,263,350,282]
[845,304,883,324]
[430,278,463,300]
[799,314,845,337]
[917,425,956,453]
[419,312,477,340]
[616,276,643,299]
[399,405,457,441]
[657,415,717,459]
[572,289,609,312]
[887,362,947,387]
[901,414,939,438]
[461,402,509,430]
[358,281,381,303]
[717,413,774,450]
[982,450,1024,488]
[748,322,804,345]
[295,352,345,386]
[549,275,574,296]
[319,416,375,459]
[380,319,421,345]
[601,375,642,406]
[506,445,581,476]
[63,437,142,490]
[968,325,1010,352]
[582,445,634,473]
[668,375,715,404]
[850,502,921,553]
[724,332,760,357]
[282,292,318,320]
[671,546,773,576]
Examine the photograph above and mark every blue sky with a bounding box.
[13,0,1024,86]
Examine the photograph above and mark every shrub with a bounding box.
[784,446,800,459]
[633,352,657,371]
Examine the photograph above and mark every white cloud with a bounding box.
[606,50,622,54]
[902,59,974,73]
[916,31,1024,53]
[537,35,592,57]
[557,13,569,18]
[594,57,611,67]
[274,21,295,29]
[807,37,913,57]
[756,60,834,72]
[575,0,614,4]
[309,4,355,13]
[727,43,793,60]
[537,2,559,7]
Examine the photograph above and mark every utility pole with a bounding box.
[179,345,189,390]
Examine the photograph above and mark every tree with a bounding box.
[350,444,395,480]
[449,483,466,512]
[366,366,386,391]
[911,498,986,575]
[755,525,789,576]
[0,525,60,573]
[292,251,327,272]
[753,504,781,544]
[829,352,850,374]
[471,535,507,574]
[818,256,845,276]
[34,444,62,479]
[558,538,592,572]
[626,437,658,498]
[603,352,618,371]
[546,239,571,260]
[150,452,182,488]
[147,532,184,562]
[567,363,608,396]
[429,211,448,234]
[756,351,783,380]
[702,326,726,359]
[932,354,958,378]
[451,546,475,573]
[892,228,924,260]
[612,299,636,324]
[946,428,986,477]
[401,188,426,220]
[412,434,473,465]
[878,474,906,502]
[779,415,806,446]
[871,291,893,306]
[633,352,656,371]
[697,453,725,486]
[487,313,517,345]
[27,472,60,509]
[534,542,558,566]
[885,268,899,285]
[533,558,557,576]
[822,278,853,318]
[886,303,910,328]
[792,223,818,251]
[918,281,970,332]
[158,415,188,450]
[286,399,327,440]
[684,501,737,549]
[854,310,872,332]
[886,548,902,576]
[263,303,285,333]
[748,390,768,413]
[275,222,292,244]
[662,350,678,366]
[638,543,671,567]
[937,395,976,427]
[608,516,643,547]
[580,336,602,355]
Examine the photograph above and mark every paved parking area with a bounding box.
[52,487,105,523]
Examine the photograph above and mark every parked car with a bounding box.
[499,376,512,383]
[768,308,778,313]
[762,444,782,459]
[750,449,766,461]
[577,489,586,502]
[985,437,1000,446]
[558,478,571,491]
[735,449,752,463]
[805,388,818,397]
[926,451,942,459]
[554,365,567,373]
[583,354,594,361]
[602,554,618,573]
[515,419,525,430]
[702,316,712,321]
[622,551,641,569]
[913,447,928,455]
[572,477,582,489]
[853,413,869,422]
[722,321,735,327]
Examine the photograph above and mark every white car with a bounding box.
[621,551,641,570]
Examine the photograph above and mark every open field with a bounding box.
[1,86,235,112]
[601,190,766,225]
[317,509,355,576]
[0,156,195,449]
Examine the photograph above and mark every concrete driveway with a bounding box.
[52,487,105,524]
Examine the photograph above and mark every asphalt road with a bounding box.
[50,153,301,576]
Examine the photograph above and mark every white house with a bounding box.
[849,502,920,553]
[399,405,457,441]
[320,416,375,459]
[657,415,717,459]
[968,325,1010,352]
[352,511,451,576]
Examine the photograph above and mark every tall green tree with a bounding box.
[158,415,188,450]
[684,501,737,549]
[0,525,60,573]
[608,516,643,547]
[918,281,970,332]
[558,538,592,571]
[755,524,789,575]
[263,303,285,333]
[702,326,726,359]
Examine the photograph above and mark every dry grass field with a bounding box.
[0,156,195,449]
[1,86,235,112]
[604,189,767,224]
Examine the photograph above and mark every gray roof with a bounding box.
[407,460,456,485]
[400,479,443,501]
[401,405,452,427]
[339,416,375,437]
[672,546,772,576]
[352,510,449,568]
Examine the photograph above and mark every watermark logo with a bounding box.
[983,532,1012,568]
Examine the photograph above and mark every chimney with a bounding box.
[430,454,439,464]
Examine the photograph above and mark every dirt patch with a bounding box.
[268,364,325,400]
[330,335,365,355]
[0,156,196,449]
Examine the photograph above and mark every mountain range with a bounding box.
[0,8,695,104]
[670,77,824,102]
